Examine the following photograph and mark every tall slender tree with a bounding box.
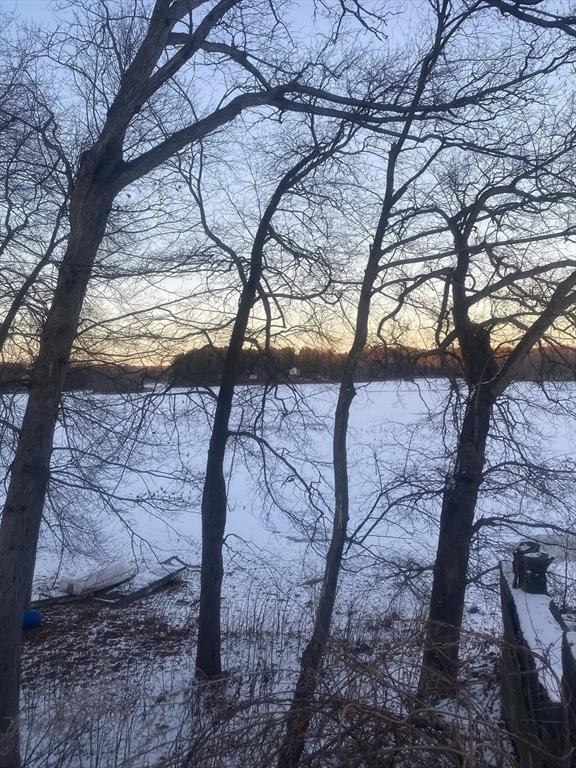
[278,3,471,763]
[188,120,355,678]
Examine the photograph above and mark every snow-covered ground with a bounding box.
[8,380,576,766]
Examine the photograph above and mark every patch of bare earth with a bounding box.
[22,582,196,685]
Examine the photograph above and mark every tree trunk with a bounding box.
[194,194,272,676]
[194,150,326,679]
[419,385,494,696]
[195,211,269,676]
[195,332,244,679]
[0,165,114,768]
[277,116,415,766]
[277,267,376,768]
[277,381,355,768]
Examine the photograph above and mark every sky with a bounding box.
[6,0,330,27]
[3,0,575,365]
[4,0,51,22]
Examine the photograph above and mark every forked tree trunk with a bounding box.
[195,149,331,679]
[418,235,576,696]
[418,384,494,696]
[0,161,114,768]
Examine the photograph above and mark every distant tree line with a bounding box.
[0,363,160,394]
[129,343,576,386]
[169,343,453,384]
[3,342,571,394]
[1,342,574,397]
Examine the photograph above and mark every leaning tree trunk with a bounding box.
[277,268,376,768]
[276,90,424,762]
[276,380,355,768]
[0,162,114,768]
[418,384,494,696]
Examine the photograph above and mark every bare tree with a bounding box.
[277,0,576,761]
[417,135,576,694]
[3,2,576,766]
[180,120,356,679]
[278,3,479,763]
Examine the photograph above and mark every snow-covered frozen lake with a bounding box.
[9,379,576,767]
[17,378,575,604]
[27,381,442,585]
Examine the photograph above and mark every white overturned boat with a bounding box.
[92,556,193,605]
[57,561,137,596]
[32,556,196,608]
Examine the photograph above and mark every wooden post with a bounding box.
[512,542,554,594]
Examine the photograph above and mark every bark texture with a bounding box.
[0,156,115,767]
[419,383,494,694]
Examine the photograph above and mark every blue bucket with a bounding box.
[23,609,42,630]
